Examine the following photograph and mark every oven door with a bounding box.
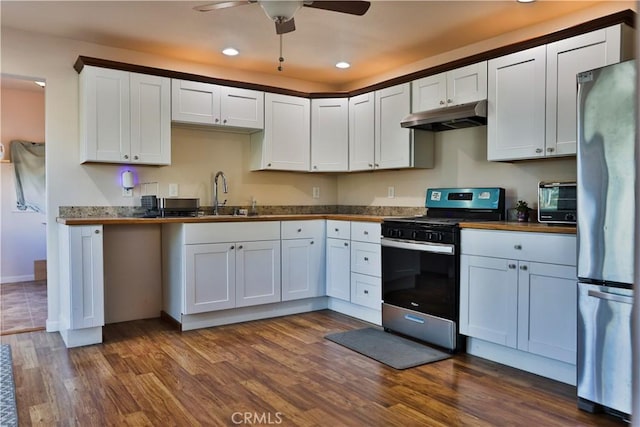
[381,237,458,321]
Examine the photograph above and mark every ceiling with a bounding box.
[0,1,631,87]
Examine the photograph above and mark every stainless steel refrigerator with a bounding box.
[576,59,635,420]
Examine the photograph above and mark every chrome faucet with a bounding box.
[213,171,228,215]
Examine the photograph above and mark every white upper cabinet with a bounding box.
[545,25,629,157]
[375,83,412,169]
[311,98,349,172]
[171,79,264,130]
[348,92,375,171]
[488,24,632,161]
[412,61,487,112]
[250,93,310,171]
[349,84,434,171]
[487,45,547,161]
[80,66,171,165]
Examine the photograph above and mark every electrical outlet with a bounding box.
[169,183,179,197]
[388,186,395,198]
[122,187,133,197]
[312,187,320,199]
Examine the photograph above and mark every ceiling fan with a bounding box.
[194,1,371,35]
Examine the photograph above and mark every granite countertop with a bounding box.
[56,213,387,226]
[460,221,576,234]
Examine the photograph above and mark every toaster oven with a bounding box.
[538,181,577,224]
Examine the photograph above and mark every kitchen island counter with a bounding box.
[460,221,576,234]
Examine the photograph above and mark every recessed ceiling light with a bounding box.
[34,81,45,88]
[222,47,239,56]
[335,61,351,69]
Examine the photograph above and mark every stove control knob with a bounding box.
[411,231,418,240]
[397,230,404,239]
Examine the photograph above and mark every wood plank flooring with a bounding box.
[0,310,625,426]
[0,280,47,335]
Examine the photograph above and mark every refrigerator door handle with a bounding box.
[587,289,634,305]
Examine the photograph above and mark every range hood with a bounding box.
[400,100,487,132]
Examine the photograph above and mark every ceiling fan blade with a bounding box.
[304,1,370,16]
[275,18,296,35]
[193,1,251,12]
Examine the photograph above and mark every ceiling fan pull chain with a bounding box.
[278,34,284,72]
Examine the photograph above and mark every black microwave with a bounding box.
[538,181,577,224]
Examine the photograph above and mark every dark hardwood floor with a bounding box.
[0,310,625,426]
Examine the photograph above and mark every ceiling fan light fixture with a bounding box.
[222,47,240,56]
[335,61,351,69]
[259,0,302,22]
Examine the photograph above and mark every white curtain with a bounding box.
[11,140,45,213]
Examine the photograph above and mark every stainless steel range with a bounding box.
[381,187,505,352]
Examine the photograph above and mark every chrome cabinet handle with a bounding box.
[374,163,379,167]
[364,257,369,261]
[508,264,516,269]
[439,100,445,105]
[223,119,227,124]
[344,242,349,247]
[364,290,369,295]
[547,147,555,153]
[238,245,243,250]
[535,148,543,154]
[447,98,453,104]
[215,118,220,123]
[134,155,139,160]
[514,244,522,250]
[123,154,129,159]
[94,229,100,234]
[267,163,271,167]
[230,245,235,250]
[335,228,339,232]
[364,231,369,235]
[368,163,373,168]
[520,265,528,271]
[297,228,302,232]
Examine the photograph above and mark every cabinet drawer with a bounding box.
[351,222,381,243]
[184,221,280,244]
[351,272,381,310]
[281,220,325,240]
[350,241,381,277]
[461,229,576,266]
[326,220,351,239]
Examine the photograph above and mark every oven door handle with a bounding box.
[381,237,455,255]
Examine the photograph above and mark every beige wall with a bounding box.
[0,84,46,283]
[0,3,629,330]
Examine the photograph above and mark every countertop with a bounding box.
[56,214,387,226]
[460,221,576,234]
[57,215,577,234]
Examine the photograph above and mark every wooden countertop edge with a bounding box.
[460,221,576,234]
[56,214,387,225]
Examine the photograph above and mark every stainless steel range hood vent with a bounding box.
[400,100,487,132]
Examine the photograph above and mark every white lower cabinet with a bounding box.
[281,220,326,301]
[163,222,281,319]
[460,228,577,382]
[326,221,382,322]
[58,224,105,347]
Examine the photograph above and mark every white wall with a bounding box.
[0,3,629,332]
[0,85,46,283]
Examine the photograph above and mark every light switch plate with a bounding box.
[169,183,179,197]
[388,186,395,198]
[312,187,320,199]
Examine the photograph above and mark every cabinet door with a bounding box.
[546,27,622,157]
[259,93,310,171]
[171,79,220,125]
[447,61,488,106]
[375,83,411,169]
[517,261,577,363]
[348,92,375,171]
[487,45,546,161]
[326,238,351,301]
[311,98,348,172]
[236,240,281,307]
[65,226,104,329]
[459,255,518,347]
[130,73,171,165]
[80,66,130,163]
[184,243,235,313]
[411,73,447,112]
[281,238,325,301]
[220,86,264,129]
